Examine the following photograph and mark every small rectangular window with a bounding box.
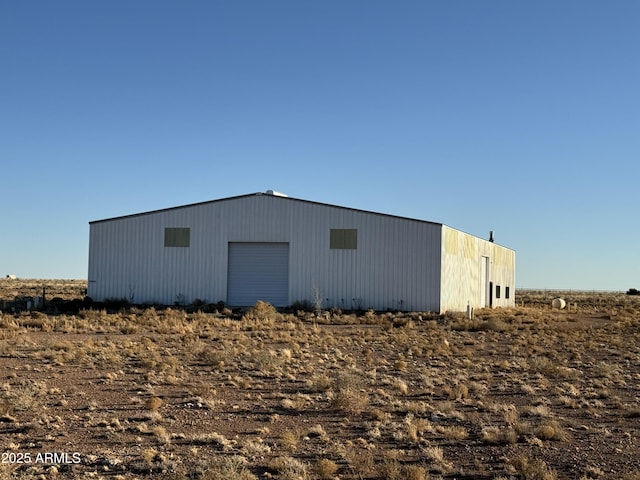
[164,227,190,247]
[496,285,501,299]
[330,229,357,249]
[505,286,510,299]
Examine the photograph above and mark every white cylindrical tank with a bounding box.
[552,297,566,309]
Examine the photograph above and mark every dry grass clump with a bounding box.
[393,378,409,395]
[436,424,469,440]
[268,456,308,480]
[423,445,453,473]
[330,372,370,415]
[307,373,332,392]
[190,432,235,450]
[196,347,228,368]
[306,423,328,440]
[251,348,285,374]
[402,465,429,480]
[241,438,272,458]
[242,300,281,325]
[446,382,469,401]
[379,451,428,480]
[280,429,302,452]
[533,420,571,442]
[1,379,48,413]
[406,416,434,442]
[314,458,339,479]
[522,404,553,418]
[509,454,557,480]
[144,397,163,411]
[481,425,519,445]
[450,315,514,332]
[150,425,170,444]
[199,455,257,480]
[343,448,375,478]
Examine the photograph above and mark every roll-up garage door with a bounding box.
[227,242,289,307]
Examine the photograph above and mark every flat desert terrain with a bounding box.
[0,279,639,479]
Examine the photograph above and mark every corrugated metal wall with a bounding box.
[88,194,444,311]
[440,226,516,312]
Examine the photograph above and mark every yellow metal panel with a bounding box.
[444,228,458,254]
[462,234,476,259]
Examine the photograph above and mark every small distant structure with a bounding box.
[5,275,17,280]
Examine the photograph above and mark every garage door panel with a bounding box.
[227,242,289,306]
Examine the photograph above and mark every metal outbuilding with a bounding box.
[88,191,515,312]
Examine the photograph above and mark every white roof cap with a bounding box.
[265,190,288,197]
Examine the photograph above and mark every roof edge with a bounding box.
[88,192,514,248]
[89,193,262,225]
[89,192,445,227]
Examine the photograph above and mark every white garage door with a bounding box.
[227,242,289,307]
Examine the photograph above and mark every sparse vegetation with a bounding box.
[0,280,639,479]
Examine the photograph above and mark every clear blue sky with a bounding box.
[2,1,638,290]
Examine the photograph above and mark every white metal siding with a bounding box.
[88,206,228,305]
[440,226,516,312]
[88,193,512,312]
[227,242,289,307]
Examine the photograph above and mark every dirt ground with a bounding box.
[0,279,639,479]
